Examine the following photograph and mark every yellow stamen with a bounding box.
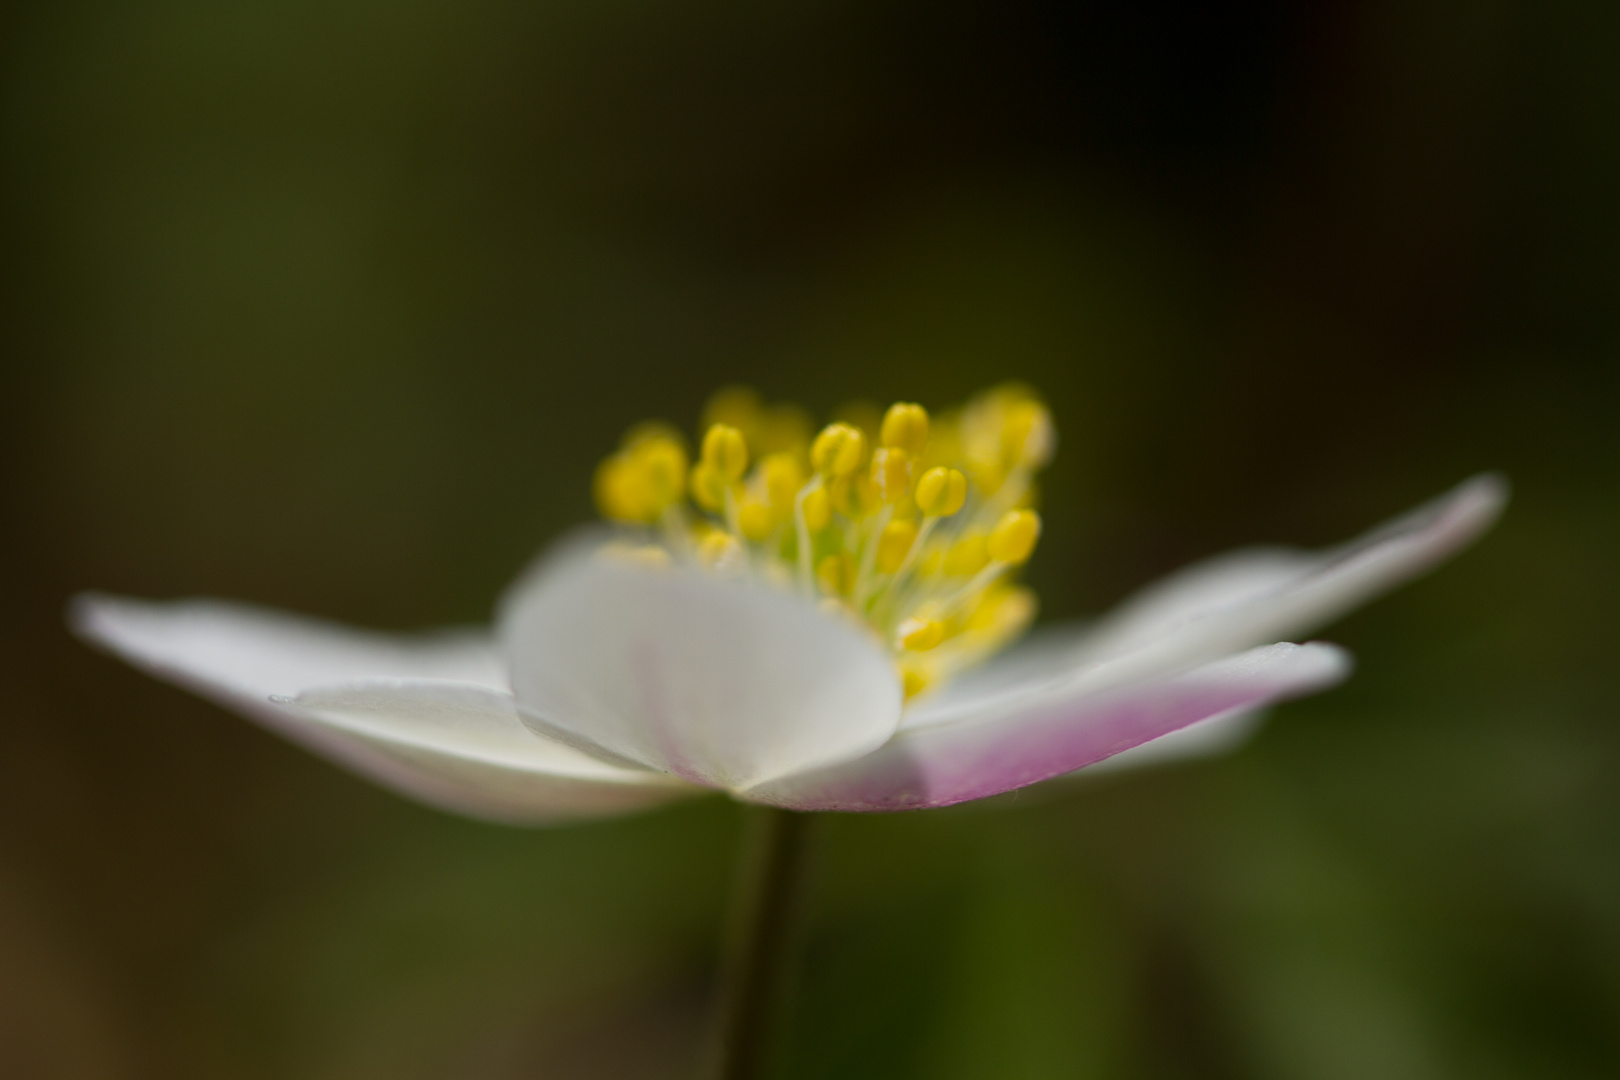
[1002,400,1055,468]
[917,545,945,577]
[898,660,932,700]
[689,461,728,513]
[831,471,880,519]
[703,386,762,441]
[593,433,689,524]
[702,423,749,483]
[595,383,1056,706]
[943,533,990,576]
[876,519,919,574]
[738,499,775,542]
[988,510,1041,564]
[802,487,831,532]
[811,422,865,477]
[870,447,911,504]
[897,616,946,651]
[761,452,806,513]
[966,584,1037,638]
[915,466,967,517]
[880,402,930,456]
[698,530,742,570]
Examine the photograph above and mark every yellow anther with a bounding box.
[738,499,775,542]
[594,429,689,524]
[898,660,932,700]
[594,455,647,524]
[688,461,728,513]
[810,423,865,477]
[761,452,806,511]
[880,402,930,456]
[915,466,967,517]
[597,382,1057,695]
[970,459,1007,498]
[1002,400,1055,468]
[703,386,762,443]
[634,435,688,508]
[876,518,919,574]
[802,487,831,531]
[817,552,855,596]
[987,509,1041,564]
[943,533,990,576]
[967,584,1037,639]
[702,423,749,482]
[870,447,911,503]
[830,472,880,519]
[897,616,946,651]
[698,530,742,569]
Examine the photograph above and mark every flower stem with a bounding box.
[709,805,815,1080]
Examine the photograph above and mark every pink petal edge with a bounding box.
[743,641,1351,812]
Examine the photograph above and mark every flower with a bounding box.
[70,386,1505,823]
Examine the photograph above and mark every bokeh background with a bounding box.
[2,0,1617,1076]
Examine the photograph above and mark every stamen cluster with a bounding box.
[593,385,1055,699]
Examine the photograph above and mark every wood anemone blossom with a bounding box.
[70,386,1506,822]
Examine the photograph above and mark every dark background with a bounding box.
[2,0,1617,1076]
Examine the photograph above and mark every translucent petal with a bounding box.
[745,642,1350,811]
[289,682,692,821]
[902,474,1504,735]
[1076,473,1506,678]
[500,537,903,791]
[70,594,682,823]
[1075,708,1267,774]
[71,592,506,691]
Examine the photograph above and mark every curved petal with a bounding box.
[70,592,507,692]
[69,594,682,823]
[1084,547,1317,658]
[897,622,1097,733]
[902,474,1504,734]
[499,538,903,791]
[289,683,693,822]
[1075,708,1267,774]
[744,642,1350,811]
[1077,473,1506,676]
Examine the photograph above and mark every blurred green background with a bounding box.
[2,0,1617,1076]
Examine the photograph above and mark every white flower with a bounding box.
[69,387,1505,823]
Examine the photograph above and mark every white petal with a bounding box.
[288,682,692,821]
[71,592,506,694]
[70,594,684,823]
[897,622,1095,733]
[1085,547,1318,658]
[499,537,903,791]
[903,473,1504,734]
[1077,473,1506,678]
[1075,708,1267,773]
[746,642,1351,811]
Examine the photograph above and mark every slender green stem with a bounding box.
[710,805,815,1080]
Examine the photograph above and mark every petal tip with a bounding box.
[1449,471,1510,531]
[66,589,117,638]
[1291,640,1356,687]
[67,590,161,658]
